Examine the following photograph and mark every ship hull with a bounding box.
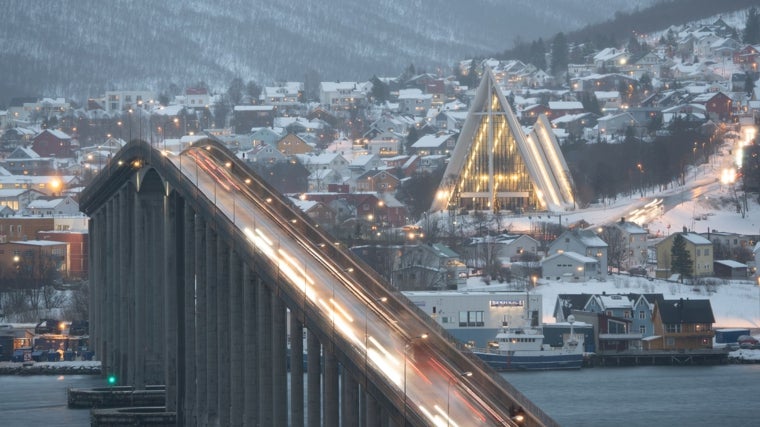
[473,350,583,371]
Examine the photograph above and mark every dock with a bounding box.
[587,349,729,367]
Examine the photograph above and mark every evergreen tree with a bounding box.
[745,72,756,97]
[369,75,390,103]
[743,7,760,44]
[670,234,693,278]
[227,77,245,106]
[550,32,569,78]
[245,80,262,104]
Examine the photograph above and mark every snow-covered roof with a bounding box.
[714,259,747,268]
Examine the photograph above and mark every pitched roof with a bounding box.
[657,299,715,324]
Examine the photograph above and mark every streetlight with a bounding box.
[403,334,428,425]
[447,371,472,426]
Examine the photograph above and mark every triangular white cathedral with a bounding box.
[430,67,575,214]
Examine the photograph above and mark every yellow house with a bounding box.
[276,133,314,156]
[655,232,713,278]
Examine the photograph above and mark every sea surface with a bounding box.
[1,365,759,426]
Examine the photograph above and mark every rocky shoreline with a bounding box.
[0,361,101,375]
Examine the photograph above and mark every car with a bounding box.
[737,335,759,349]
[628,266,647,277]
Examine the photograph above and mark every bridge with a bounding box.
[79,139,557,427]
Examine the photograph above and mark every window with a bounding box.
[459,311,484,327]
[639,311,646,319]
[696,249,701,256]
[665,324,681,333]
[639,325,646,334]
[624,311,630,319]
[704,249,709,256]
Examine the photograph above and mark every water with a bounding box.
[1,366,759,426]
[0,375,102,426]
[502,364,760,427]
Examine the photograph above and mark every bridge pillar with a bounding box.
[164,193,181,412]
[229,250,244,426]
[257,279,273,426]
[105,197,115,381]
[216,238,231,427]
[323,345,339,427]
[342,369,359,426]
[205,224,219,425]
[243,266,259,425]
[290,314,304,427]
[132,190,146,389]
[365,392,381,427]
[180,201,196,426]
[306,330,321,427]
[272,292,288,427]
[194,215,207,424]
[118,188,133,390]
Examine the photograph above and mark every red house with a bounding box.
[691,92,733,121]
[38,230,88,279]
[32,129,75,158]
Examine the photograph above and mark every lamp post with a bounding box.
[447,371,472,426]
[403,334,428,425]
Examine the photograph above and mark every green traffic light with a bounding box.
[108,375,116,385]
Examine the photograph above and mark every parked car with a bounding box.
[737,335,759,349]
[628,266,647,276]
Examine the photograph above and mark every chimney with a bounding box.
[620,217,625,224]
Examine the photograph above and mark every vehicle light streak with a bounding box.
[417,405,447,427]
[434,404,460,427]
[367,348,403,386]
[317,298,361,346]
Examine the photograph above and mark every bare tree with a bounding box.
[600,226,627,272]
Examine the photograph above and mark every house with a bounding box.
[583,294,642,352]
[611,219,649,270]
[307,169,345,192]
[104,90,157,113]
[24,196,80,217]
[319,81,369,110]
[0,240,69,285]
[548,229,608,278]
[354,169,399,193]
[37,230,88,278]
[645,298,715,350]
[347,154,383,180]
[541,251,599,281]
[593,48,630,72]
[290,197,337,228]
[250,127,286,148]
[690,91,733,121]
[410,133,457,156]
[277,133,314,156]
[397,88,433,115]
[713,260,748,279]
[233,105,277,133]
[260,82,303,106]
[242,143,286,165]
[392,243,467,291]
[0,146,55,175]
[32,129,75,158]
[596,112,639,141]
[0,188,45,214]
[294,152,349,176]
[654,232,713,278]
[547,101,585,119]
[367,130,403,157]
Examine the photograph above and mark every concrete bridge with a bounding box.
[79,139,558,426]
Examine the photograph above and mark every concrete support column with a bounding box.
[105,198,115,379]
[229,251,243,426]
[342,372,359,427]
[194,216,207,423]
[216,239,231,427]
[257,280,273,426]
[242,267,258,425]
[118,188,133,389]
[146,196,166,384]
[205,224,218,424]
[306,330,321,427]
[272,294,287,427]
[132,191,146,389]
[88,212,98,373]
[365,392,382,427]
[181,201,196,426]
[164,192,180,412]
[290,315,304,427]
[323,346,339,427]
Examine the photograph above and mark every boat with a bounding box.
[472,315,584,371]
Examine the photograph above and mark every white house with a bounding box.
[542,251,600,281]
[24,196,80,216]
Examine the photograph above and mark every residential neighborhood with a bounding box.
[1,13,760,361]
